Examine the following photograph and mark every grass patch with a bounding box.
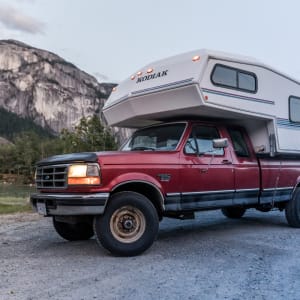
[0,184,35,214]
[0,203,32,214]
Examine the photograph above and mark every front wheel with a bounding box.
[221,207,246,219]
[93,192,159,256]
[53,218,94,241]
[285,188,300,228]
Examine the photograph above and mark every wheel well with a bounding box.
[111,182,164,220]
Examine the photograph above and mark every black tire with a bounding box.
[53,218,94,241]
[285,188,300,228]
[221,207,246,219]
[93,191,159,256]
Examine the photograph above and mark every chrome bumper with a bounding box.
[30,192,110,216]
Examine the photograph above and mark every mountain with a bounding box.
[0,39,117,136]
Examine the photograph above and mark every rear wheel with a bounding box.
[53,218,94,241]
[285,188,300,228]
[221,207,246,219]
[94,191,159,256]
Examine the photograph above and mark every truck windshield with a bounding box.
[121,123,186,151]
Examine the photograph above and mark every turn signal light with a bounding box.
[68,177,100,185]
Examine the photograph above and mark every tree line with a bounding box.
[0,115,117,181]
[0,107,52,140]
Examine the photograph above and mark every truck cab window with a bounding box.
[228,128,249,157]
[184,125,224,155]
[121,123,186,151]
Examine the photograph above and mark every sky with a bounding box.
[0,0,300,83]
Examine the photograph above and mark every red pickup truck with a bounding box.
[31,120,300,256]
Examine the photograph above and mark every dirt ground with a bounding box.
[1,209,300,300]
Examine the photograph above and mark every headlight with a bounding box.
[68,163,101,185]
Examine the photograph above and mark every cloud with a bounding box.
[0,3,44,34]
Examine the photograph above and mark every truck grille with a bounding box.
[36,165,68,189]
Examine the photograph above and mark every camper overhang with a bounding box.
[103,49,300,154]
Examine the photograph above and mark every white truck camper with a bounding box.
[103,49,300,155]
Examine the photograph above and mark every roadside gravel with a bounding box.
[1,209,300,300]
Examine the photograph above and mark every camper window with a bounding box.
[289,96,300,123]
[211,64,257,93]
[238,72,256,91]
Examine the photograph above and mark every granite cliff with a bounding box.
[0,39,118,136]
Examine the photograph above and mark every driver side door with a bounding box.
[180,124,235,210]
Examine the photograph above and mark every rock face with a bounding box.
[0,136,11,145]
[0,39,116,134]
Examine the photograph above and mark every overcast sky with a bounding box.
[0,0,300,83]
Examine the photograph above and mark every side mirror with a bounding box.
[213,138,228,149]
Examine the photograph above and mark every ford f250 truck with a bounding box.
[31,49,300,256]
[31,120,300,256]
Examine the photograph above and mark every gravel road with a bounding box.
[1,209,300,300]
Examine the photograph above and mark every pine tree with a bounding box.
[60,115,117,153]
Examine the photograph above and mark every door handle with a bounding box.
[222,159,232,165]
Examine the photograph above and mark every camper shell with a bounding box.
[103,49,300,155]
